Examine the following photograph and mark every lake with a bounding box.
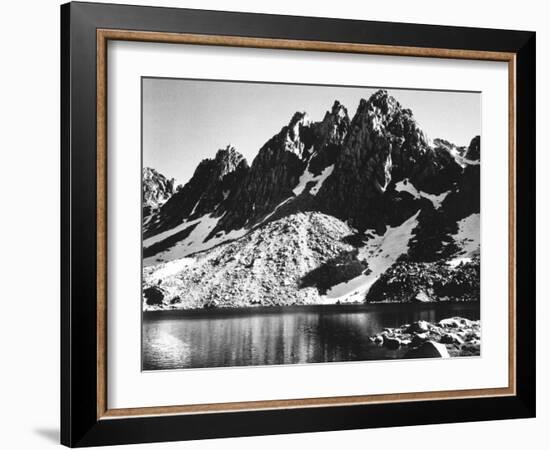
[142,302,480,370]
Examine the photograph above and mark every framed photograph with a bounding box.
[61,1,536,447]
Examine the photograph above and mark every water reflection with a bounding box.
[142,303,480,370]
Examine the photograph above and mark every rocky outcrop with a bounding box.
[299,249,368,295]
[308,100,350,175]
[143,285,165,306]
[441,164,480,223]
[316,92,403,228]
[216,113,314,232]
[370,317,481,358]
[365,258,480,303]
[405,341,450,358]
[465,135,480,161]
[142,167,178,218]
[433,138,467,158]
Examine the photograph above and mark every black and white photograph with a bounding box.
[141,78,481,370]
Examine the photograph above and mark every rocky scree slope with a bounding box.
[143,212,356,309]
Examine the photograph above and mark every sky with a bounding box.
[142,77,480,186]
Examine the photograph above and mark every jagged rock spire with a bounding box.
[143,146,249,237]
[142,167,177,218]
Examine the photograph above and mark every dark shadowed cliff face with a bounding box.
[144,145,249,238]
[217,112,314,232]
[308,100,351,175]
[315,90,464,231]
[465,135,480,161]
[213,102,351,233]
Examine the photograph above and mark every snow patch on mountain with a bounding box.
[144,218,198,248]
[143,213,248,266]
[453,154,480,168]
[258,197,293,225]
[147,257,196,281]
[448,213,480,267]
[395,179,450,209]
[440,145,479,168]
[189,196,202,216]
[293,163,335,196]
[310,165,335,195]
[325,210,421,302]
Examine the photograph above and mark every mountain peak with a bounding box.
[288,111,312,128]
[465,136,480,160]
[202,145,248,181]
[215,145,245,166]
[143,166,162,178]
[357,89,401,117]
[330,100,348,118]
[311,100,350,158]
[315,101,348,133]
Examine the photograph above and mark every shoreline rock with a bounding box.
[405,341,450,359]
[369,317,480,358]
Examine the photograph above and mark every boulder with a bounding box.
[460,342,481,357]
[411,332,430,347]
[405,341,450,359]
[383,336,401,349]
[143,286,165,306]
[169,296,181,305]
[407,320,430,334]
[439,318,461,328]
[440,333,465,345]
[412,291,432,303]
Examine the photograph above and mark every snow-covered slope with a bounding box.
[325,210,420,303]
[143,213,248,266]
[448,213,480,267]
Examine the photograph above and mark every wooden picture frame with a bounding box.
[61,1,535,447]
